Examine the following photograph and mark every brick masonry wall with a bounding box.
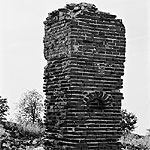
[43,3,126,150]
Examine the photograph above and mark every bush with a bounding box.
[3,121,45,139]
[0,121,45,149]
[21,122,45,138]
[121,109,137,134]
[120,133,150,150]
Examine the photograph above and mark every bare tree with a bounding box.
[16,90,44,125]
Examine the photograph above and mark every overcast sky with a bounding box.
[0,0,150,135]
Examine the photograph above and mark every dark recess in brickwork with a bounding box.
[43,2,126,150]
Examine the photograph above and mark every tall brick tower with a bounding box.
[43,3,126,150]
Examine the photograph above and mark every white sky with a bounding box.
[0,0,150,135]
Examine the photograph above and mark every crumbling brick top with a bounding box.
[44,2,123,26]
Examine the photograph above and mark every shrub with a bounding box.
[21,122,45,138]
[120,133,150,150]
[121,109,137,134]
[3,121,45,139]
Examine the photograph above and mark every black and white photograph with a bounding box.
[0,0,150,149]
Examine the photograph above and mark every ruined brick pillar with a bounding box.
[43,3,126,150]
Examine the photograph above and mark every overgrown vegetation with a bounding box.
[120,110,150,149]
[3,121,45,139]
[120,132,150,150]
[0,121,45,149]
[0,92,45,149]
[121,109,137,134]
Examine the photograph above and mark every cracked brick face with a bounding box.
[43,3,126,150]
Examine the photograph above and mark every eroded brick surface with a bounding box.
[43,3,126,150]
